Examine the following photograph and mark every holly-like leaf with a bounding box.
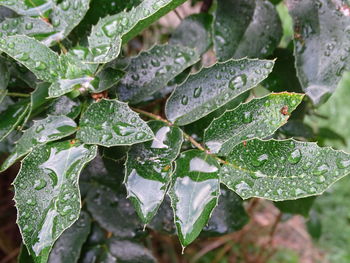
[47,96,82,119]
[214,0,282,61]
[117,44,200,104]
[86,184,143,238]
[204,92,304,155]
[220,139,350,201]
[287,0,350,104]
[48,211,91,263]
[165,58,275,125]
[87,0,186,63]
[168,150,221,247]
[0,0,91,46]
[13,141,97,262]
[77,99,154,146]
[169,13,213,55]
[0,115,77,172]
[125,121,183,224]
[0,35,61,82]
[0,100,30,142]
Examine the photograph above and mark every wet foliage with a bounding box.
[1,0,350,262]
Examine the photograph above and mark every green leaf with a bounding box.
[0,0,91,46]
[1,115,77,172]
[165,58,275,125]
[0,35,61,82]
[77,99,153,146]
[93,67,125,93]
[204,92,304,155]
[13,141,97,262]
[48,211,91,263]
[214,0,282,61]
[87,0,186,63]
[86,184,143,238]
[168,150,221,247]
[0,57,9,90]
[288,0,350,104]
[125,121,183,224]
[274,196,316,217]
[0,100,30,142]
[117,44,200,104]
[47,96,82,119]
[202,186,248,236]
[220,138,350,201]
[169,13,213,55]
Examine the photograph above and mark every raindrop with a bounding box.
[59,205,72,216]
[288,149,302,164]
[26,199,37,206]
[61,1,71,10]
[181,95,188,105]
[264,61,273,69]
[25,22,33,30]
[35,61,47,70]
[52,18,60,27]
[131,74,140,81]
[16,52,30,61]
[136,132,146,140]
[316,175,326,184]
[102,20,118,37]
[113,122,136,136]
[251,154,269,167]
[312,164,329,176]
[193,87,202,98]
[243,111,252,124]
[336,158,350,169]
[229,74,247,90]
[151,58,160,67]
[35,124,45,133]
[34,179,47,190]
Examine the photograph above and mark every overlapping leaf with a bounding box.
[165,58,275,125]
[0,35,61,82]
[0,0,91,46]
[214,0,282,61]
[13,141,97,262]
[169,13,213,55]
[1,115,77,172]
[0,100,30,142]
[287,0,350,104]
[220,139,350,201]
[204,92,304,155]
[125,121,183,224]
[168,150,221,247]
[87,0,186,63]
[48,211,91,263]
[77,99,153,146]
[117,44,199,103]
[47,96,82,119]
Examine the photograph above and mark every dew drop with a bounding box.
[26,199,37,206]
[181,95,188,105]
[35,61,47,70]
[136,131,146,140]
[312,164,329,176]
[113,122,136,136]
[252,154,269,167]
[243,111,252,124]
[61,1,70,10]
[288,149,302,164]
[316,175,326,184]
[35,124,45,133]
[336,158,350,169]
[193,86,202,98]
[34,179,47,190]
[229,74,247,90]
[264,61,274,69]
[16,52,30,61]
[25,22,33,30]
[151,58,160,67]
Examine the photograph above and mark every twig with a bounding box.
[0,247,20,263]
[7,92,30,98]
[173,9,182,21]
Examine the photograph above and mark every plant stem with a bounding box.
[7,92,30,98]
[133,108,228,164]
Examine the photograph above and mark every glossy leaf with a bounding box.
[274,196,316,217]
[220,139,350,201]
[0,0,90,46]
[0,100,30,142]
[86,184,143,238]
[87,0,186,63]
[288,0,350,104]
[77,99,153,146]
[125,121,183,224]
[47,96,82,119]
[93,68,125,93]
[1,115,77,172]
[48,211,91,263]
[168,150,221,247]
[117,44,200,103]
[204,92,304,155]
[203,186,248,236]
[214,0,282,61]
[0,35,61,82]
[165,58,275,125]
[13,141,97,261]
[0,57,9,90]
[169,13,213,55]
